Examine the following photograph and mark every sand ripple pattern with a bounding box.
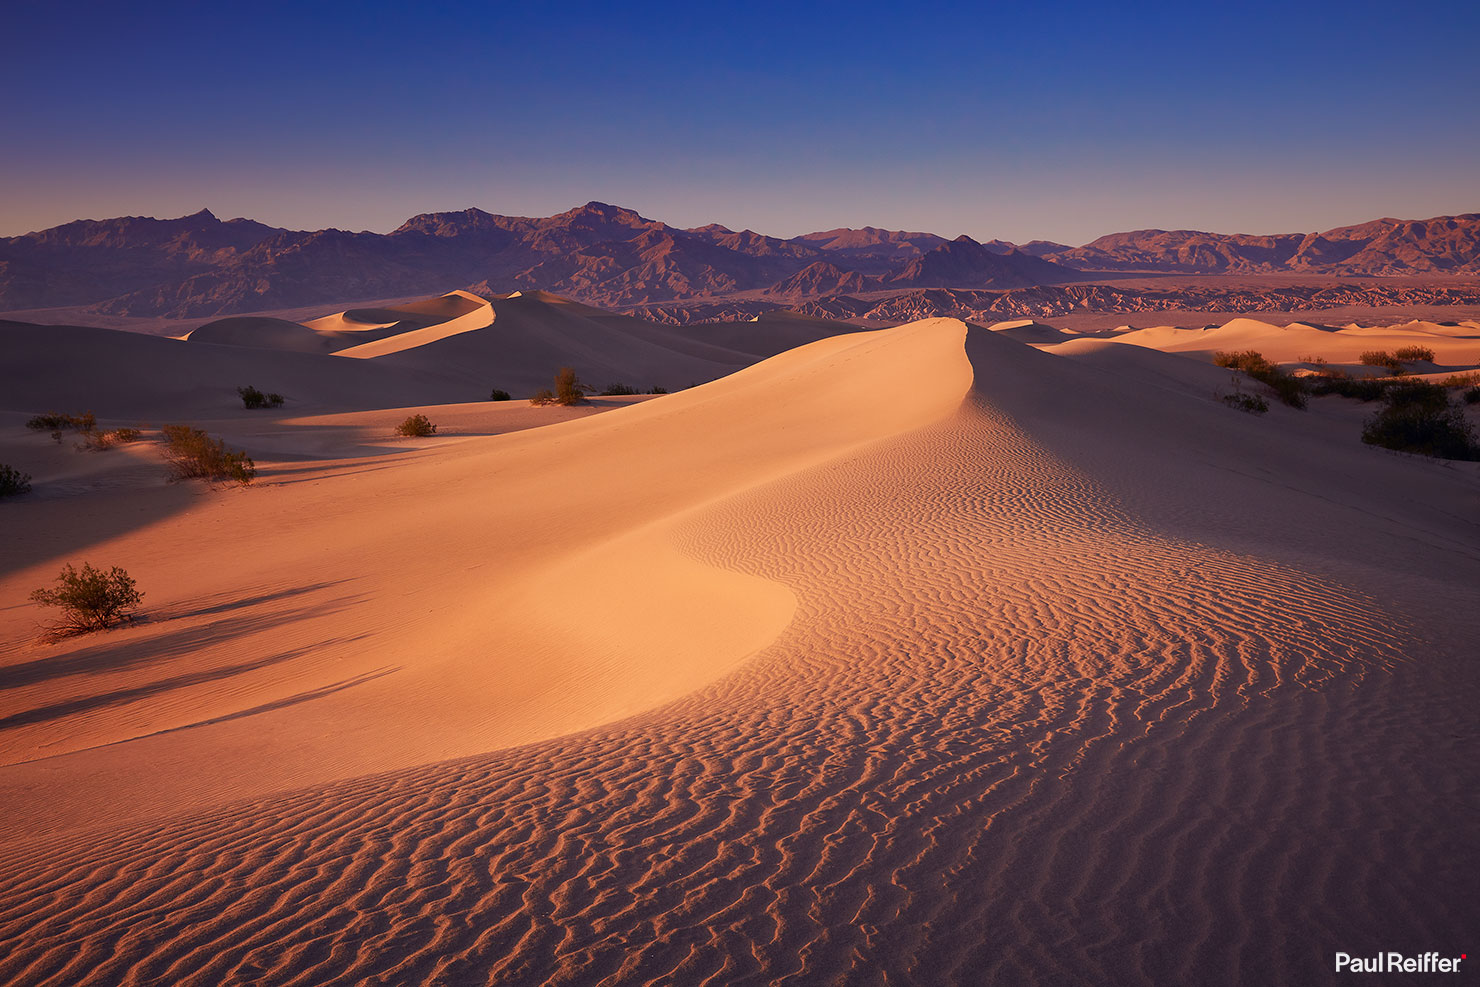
[0,393,1474,986]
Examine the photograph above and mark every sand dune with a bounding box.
[1110,315,1480,369]
[184,316,343,353]
[0,312,1476,986]
[347,291,758,396]
[0,319,471,419]
[329,292,497,359]
[195,289,763,396]
[982,317,1080,344]
[0,290,764,419]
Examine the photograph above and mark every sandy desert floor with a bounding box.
[0,308,1476,985]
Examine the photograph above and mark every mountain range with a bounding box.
[1,203,1476,320]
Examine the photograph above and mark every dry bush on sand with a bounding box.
[29,563,143,636]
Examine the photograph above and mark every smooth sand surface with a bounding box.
[0,312,1476,986]
[1107,315,1480,371]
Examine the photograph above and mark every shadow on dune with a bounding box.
[0,635,369,732]
[157,580,355,621]
[255,460,408,485]
[2,481,200,577]
[164,666,399,734]
[0,588,366,692]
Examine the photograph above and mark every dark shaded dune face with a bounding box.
[0,323,1472,986]
[186,316,338,353]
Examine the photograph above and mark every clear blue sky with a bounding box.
[3,0,1477,244]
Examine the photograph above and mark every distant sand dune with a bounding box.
[1110,315,1480,369]
[0,315,1475,986]
[0,290,774,417]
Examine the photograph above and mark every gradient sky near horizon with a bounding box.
[3,0,1477,245]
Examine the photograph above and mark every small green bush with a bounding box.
[0,463,32,498]
[396,414,436,437]
[76,427,144,452]
[1392,345,1436,363]
[489,388,512,402]
[531,369,593,406]
[238,386,284,409]
[601,383,639,396]
[1212,349,1306,409]
[1222,392,1269,414]
[1307,376,1387,401]
[554,367,592,406]
[1263,373,1308,410]
[26,411,96,438]
[30,563,143,635]
[1359,350,1405,375]
[1382,380,1450,411]
[1361,381,1480,460]
[1212,350,1276,375]
[161,425,256,484]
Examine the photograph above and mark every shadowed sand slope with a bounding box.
[345,291,758,396]
[0,319,473,418]
[0,290,760,418]
[183,316,343,353]
[0,320,1476,986]
[184,289,762,398]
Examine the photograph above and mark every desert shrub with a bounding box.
[238,386,284,409]
[1212,350,1305,409]
[554,367,592,406]
[1306,375,1387,401]
[601,383,639,396]
[1212,350,1276,375]
[77,431,113,452]
[0,464,32,498]
[29,563,143,634]
[489,388,512,401]
[530,369,592,406]
[650,386,669,394]
[1262,372,1307,409]
[161,425,257,484]
[76,427,144,452]
[395,414,436,437]
[1382,380,1450,411]
[1392,345,1436,363]
[1361,381,1480,460]
[1465,386,1480,405]
[26,411,96,437]
[1359,350,1405,375]
[1439,371,1480,389]
[1222,392,1268,414]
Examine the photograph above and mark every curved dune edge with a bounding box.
[0,318,972,833]
[329,291,497,359]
